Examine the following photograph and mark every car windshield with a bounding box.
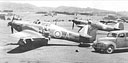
[107,33,117,37]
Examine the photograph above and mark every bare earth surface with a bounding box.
[1,16,128,63]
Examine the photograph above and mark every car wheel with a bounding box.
[105,45,114,54]
[94,48,101,52]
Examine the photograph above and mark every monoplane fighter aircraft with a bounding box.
[8,19,98,47]
[72,19,124,32]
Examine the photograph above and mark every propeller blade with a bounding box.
[11,16,14,21]
[7,22,11,27]
[7,23,9,26]
[7,16,14,26]
[11,27,14,34]
[8,16,15,33]
[72,22,75,29]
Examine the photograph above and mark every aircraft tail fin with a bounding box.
[79,25,97,43]
[114,22,124,30]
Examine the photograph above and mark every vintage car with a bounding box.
[92,30,128,54]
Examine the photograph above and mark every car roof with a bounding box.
[110,30,128,33]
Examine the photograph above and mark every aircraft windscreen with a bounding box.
[107,33,117,37]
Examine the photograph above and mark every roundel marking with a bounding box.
[54,31,62,38]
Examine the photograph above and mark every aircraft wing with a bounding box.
[9,30,49,49]
[10,30,45,39]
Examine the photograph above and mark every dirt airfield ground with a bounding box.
[1,13,128,63]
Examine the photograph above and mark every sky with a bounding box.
[1,0,128,11]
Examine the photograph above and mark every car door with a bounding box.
[116,33,126,48]
[125,33,128,47]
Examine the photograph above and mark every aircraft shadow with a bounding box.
[7,41,46,53]
[47,44,78,46]
[7,43,79,54]
[7,43,91,54]
[7,38,91,54]
[47,43,91,47]
[7,44,43,53]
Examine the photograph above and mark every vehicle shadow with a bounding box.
[113,49,128,53]
[91,51,102,54]
[92,49,128,54]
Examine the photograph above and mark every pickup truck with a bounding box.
[92,30,128,54]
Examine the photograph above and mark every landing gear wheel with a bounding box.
[25,39,32,45]
[18,39,26,46]
[105,46,114,54]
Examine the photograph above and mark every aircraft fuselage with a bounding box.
[11,21,87,43]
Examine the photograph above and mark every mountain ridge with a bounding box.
[0,2,128,17]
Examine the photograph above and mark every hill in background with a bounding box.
[0,2,128,20]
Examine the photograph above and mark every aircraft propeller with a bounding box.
[11,26,14,33]
[8,16,14,34]
[72,20,75,29]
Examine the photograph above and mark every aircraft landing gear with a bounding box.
[78,42,91,47]
[18,38,48,47]
[18,39,32,46]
